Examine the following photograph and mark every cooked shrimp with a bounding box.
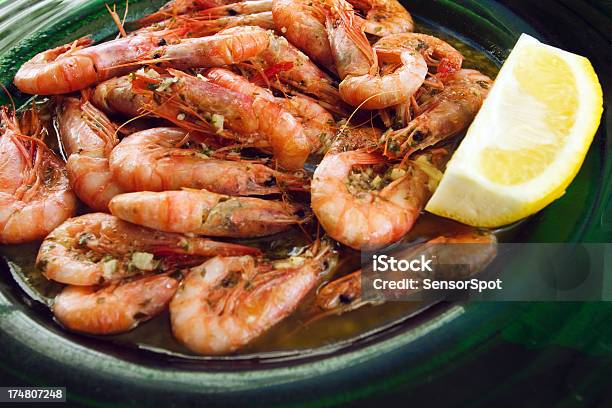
[109,127,305,195]
[56,97,125,211]
[325,0,427,109]
[109,189,303,238]
[170,243,333,354]
[91,74,187,121]
[374,33,464,78]
[53,274,179,335]
[13,35,168,95]
[278,94,337,154]
[385,69,492,158]
[314,269,362,313]
[138,10,275,37]
[129,69,312,170]
[156,25,270,70]
[91,75,142,117]
[309,231,497,318]
[92,71,255,141]
[205,66,275,99]
[135,24,342,111]
[0,108,77,244]
[348,0,413,36]
[205,67,335,152]
[15,22,272,95]
[197,0,272,18]
[37,212,259,286]
[272,0,335,72]
[194,12,276,34]
[92,73,243,142]
[312,143,450,250]
[253,30,343,108]
[136,0,240,26]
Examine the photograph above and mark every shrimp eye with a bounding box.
[157,38,167,47]
[37,258,48,271]
[263,178,277,187]
[387,139,401,152]
[412,131,425,142]
[339,294,353,304]
[221,272,240,288]
[476,80,490,89]
[228,9,238,16]
[170,270,183,280]
[133,312,148,320]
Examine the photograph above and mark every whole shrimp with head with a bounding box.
[170,241,334,354]
[347,0,414,36]
[90,67,279,143]
[109,189,304,238]
[0,107,77,244]
[311,128,451,250]
[204,67,336,153]
[324,0,427,109]
[135,0,243,26]
[272,0,335,72]
[13,35,167,95]
[13,22,269,95]
[272,0,414,72]
[374,33,464,80]
[384,69,493,158]
[126,68,313,170]
[109,127,307,195]
[193,0,273,19]
[53,274,179,335]
[140,11,276,37]
[37,213,260,286]
[308,231,497,319]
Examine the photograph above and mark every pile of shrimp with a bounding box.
[0,0,497,355]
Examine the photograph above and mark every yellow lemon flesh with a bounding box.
[426,34,603,228]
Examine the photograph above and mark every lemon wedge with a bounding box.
[426,34,603,228]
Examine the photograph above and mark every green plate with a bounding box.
[0,0,610,406]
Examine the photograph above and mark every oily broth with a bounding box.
[0,23,501,357]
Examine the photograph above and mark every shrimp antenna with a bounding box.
[0,84,16,114]
[120,0,130,32]
[336,90,397,143]
[106,3,128,38]
[113,111,149,139]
